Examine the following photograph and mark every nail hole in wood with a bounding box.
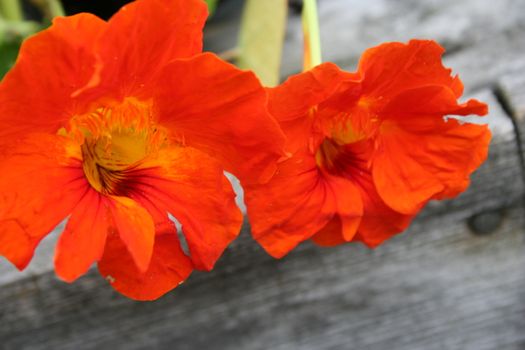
[467,209,505,236]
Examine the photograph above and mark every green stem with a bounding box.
[0,18,40,40]
[302,0,322,71]
[0,0,23,21]
[46,0,64,18]
[30,0,65,20]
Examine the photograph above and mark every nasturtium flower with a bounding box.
[0,0,285,300]
[244,40,490,258]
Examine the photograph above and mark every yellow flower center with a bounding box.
[64,98,168,195]
[313,99,379,177]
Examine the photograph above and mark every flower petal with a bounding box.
[98,0,207,97]
[0,14,106,146]
[312,169,412,248]
[325,176,363,241]
[244,67,363,257]
[152,53,286,184]
[374,119,490,213]
[0,134,86,269]
[373,140,444,214]
[373,86,491,214]
[245,148,362,258]
[354,174,414,247]
[382,85,488,118]
[245,152,334,258]
[358,39,464,99]
[109,196,155,273]
[267,62,355,122]
[125,146,243,271]
[310,216,346,247]
[54,189,109,282]
[98,229,193,301]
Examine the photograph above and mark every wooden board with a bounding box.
[2,0,525,349]
[1,208,524,350]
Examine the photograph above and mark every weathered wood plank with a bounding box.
[283,0,525,79]
[0,86,522,349]
[500,71,525,122]
[1,207,524,350]
[498,67,525,192]
[205,0,525,85]
[2,0,525,349]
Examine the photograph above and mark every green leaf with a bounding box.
[236,0,288,86]
[0,40,21,78]
[204,0,218,16]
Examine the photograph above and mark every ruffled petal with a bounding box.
[358,39,464,99]
[0,14,106,146]
[381,85,488,119]
[312,167,412,248]
[324,176,363,241]
[310,216,346,247]
[98,229,192,301]
[245,147,362,258]
[152,53,286,184]
[245,151,334,258]
[123,146,242,271]
[97,0,207,97]
[54,189,109,282]
[0,134,87,269]
[372,140,444,214]
[267,62,355,122]
[353,174,414,247]
[374,118,490,213]
[245,67,363,257]
[108,196,155,273]
[372,86,491,214]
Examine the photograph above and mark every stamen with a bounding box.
[315,138,371,178]
[65,97,168,195]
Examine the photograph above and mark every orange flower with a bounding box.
[244,40,490,258]
[0,0,285,300]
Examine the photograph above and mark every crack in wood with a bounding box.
[492,83,525,203]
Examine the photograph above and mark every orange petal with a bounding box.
[354,174,414,247]
[310,216,347,247]
[245,148,362,258]
[0,14,106,146]
[245,67,363,257]
[267,62,355,122]
[310,214,363,247]
[382,85,488,119]
[373,140,444,214]
[373,86,491,213]
[124,146,242,271]
[109,196,155,273]
[325,175,363,241]
[358,39,464,99]
[0,134,87,269]
[98,0,207,97]
[54,189,109,282]
[98,229,193,301]
[311,170,412,248]
[152,53,286,184]
[245,152,334,258]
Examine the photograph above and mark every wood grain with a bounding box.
[2,0,525,349]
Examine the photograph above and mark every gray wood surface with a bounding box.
[2,0,525,349]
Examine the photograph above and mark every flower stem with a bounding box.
[0,0,23,21]
[30,0,65,20]
[0,18,40,39]
[302,0,322,71]
[46,0,64,18]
